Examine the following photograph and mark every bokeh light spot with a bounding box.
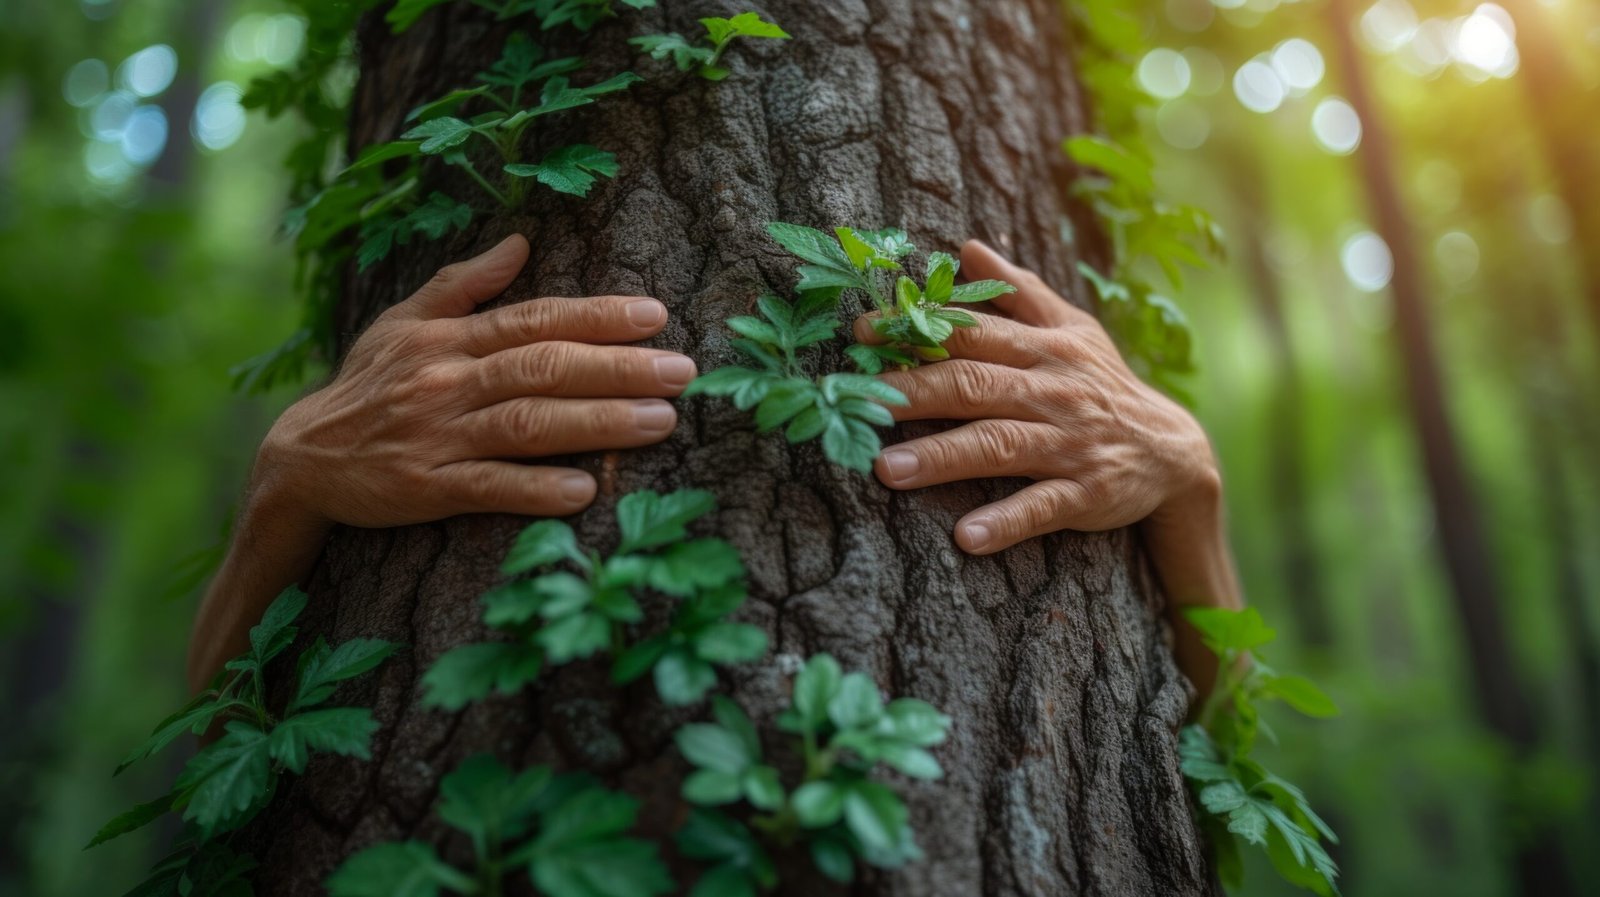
[1183,47,1225,95]
[1360,0,1419,53]
[1311,97,1361,154]
[1341,231,1394,292]
[121,105,168,165]
[1529,194,1572,244]
[63,58,108,107]
[117,44,177,98]
[1434,231,1479,285]
[1454,5,1518,78]
[1233,59,1285,113]
[1271,38,1325,93]
[1138,48,1192,99]
[192,82,246,151]
[1166,0,1215,32]
[89,90,136,140]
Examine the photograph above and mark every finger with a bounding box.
[456,397,678,458]
[850,310,1041,366]
[874,419,1058,489]
[386,234,530,322]
[953,479,1124,556]
[433,462,597,517]
[875,360,1044,422]
[961,240,1088,329]
[468,344,697,403]
[457,295,668,357]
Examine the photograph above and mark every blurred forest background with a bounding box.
[1,0,1596,895]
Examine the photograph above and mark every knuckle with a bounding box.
[501,401,552,445]
[402,363,460,405]
[950,362,1001,413]
[517,343,568,395]
[974,420,1027,469]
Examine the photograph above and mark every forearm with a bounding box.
[1141,468,1243,698]
[186,474,330,693]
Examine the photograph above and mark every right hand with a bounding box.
[252,233,694,528]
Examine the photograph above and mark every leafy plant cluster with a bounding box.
[233,0,784,394]
[1062,0,1224,403]
[1181,607,1341,895]
[684,222,1014,473]
[631,12,790,80]
[332,489,951,896]
[89,587,400,896]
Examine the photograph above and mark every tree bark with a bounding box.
[246,2,1216,895]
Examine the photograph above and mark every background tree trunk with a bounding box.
[247,2,1216,894]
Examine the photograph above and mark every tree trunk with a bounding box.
[246,2,1216,895]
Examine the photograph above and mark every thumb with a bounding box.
[389,233,530,321]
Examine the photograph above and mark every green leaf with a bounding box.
[612,636,668,684]
[809,835,855,883]
[923,252,956,302]
[1063,134,1154,193]
[688,865,757,897]
[693,622,768,665]
[438,755,551,848]
[526,787,672,897]
[792,654,842,729]
[291,638,401,712]
[790,780,845,828]
[1184,606,1277,655]
[85,792,175,848]
[481,579,547,627]
[766,222,853,272]
[421,642,544,710]
[682,769,742,805]
[820,412,882,473]
[828,672,885,729]
[532,572,597,619]
[249,586,308,667]
[174,722,274,837]
[676,722,754,774]
[616,489,717,553]
[949,279,1017,303]
[880,698,951,747]
[675,809,774,887]
[269,708,379,774]
[1260,674,1339,718]
[535,611,611,663]
[400,117,477,154]
[116,693,236,774]
[740,765,785,811]
[647,538,745,596]
[631,33,715,71]
[684,367,777,409]
[842,781,908,854]
[753,381,819,433]
[504,144,619,197]
[341,140,423,174]
[405,88,489,124]
[701,12,790,45]
[401,192,473,240]
[879,743,943,779]
[327,841,475,897]
[655,648,718,705]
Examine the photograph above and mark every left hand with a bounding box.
[861,240,1220,555]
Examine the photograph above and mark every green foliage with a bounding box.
[92,588,399,896]
[422,490,763,710]
[687,222,1014,472]
[328,754,670,897]
[1181,607,1340,895]
[631,12,790,81]
[668,654,953,891]
[1063,2,1223,403]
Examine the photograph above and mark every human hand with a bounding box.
[860,240,1221,556]
[252,233,695,531]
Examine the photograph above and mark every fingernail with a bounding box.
[633,401,676,432]
[559,473,594,504]
[627,299,666,327]
[653,355,696,388]
[880,450,919,481]
[960,519,993,551]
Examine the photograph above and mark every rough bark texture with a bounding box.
[247,2,1215,894]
